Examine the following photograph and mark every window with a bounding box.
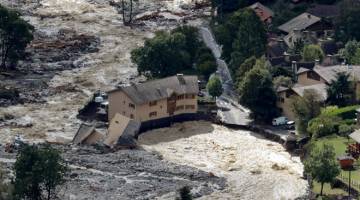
[185,105,195,110]
[185,94,196,99]
[130,114,134,119]
[149,112,157,118]
[129,103,135,109]
[149,101,157,106]
[176,105,184,111]
[278,97,284,103]
[123,101,126,104]
[177,95,184,100]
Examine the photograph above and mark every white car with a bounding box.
[272,116,288,126]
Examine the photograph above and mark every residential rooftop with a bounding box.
[297,65,360,83]
[109,75,199,105]
[278,12,321,33]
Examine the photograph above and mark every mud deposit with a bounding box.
[139,121,309,200]
[0,0,207,143]
[0,145,226,200]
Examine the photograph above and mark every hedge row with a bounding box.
[322,105,360,120]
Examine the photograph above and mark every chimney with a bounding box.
[292,61,298,81]
[307,14,311,19]
[177,74,185,85]
[315,59,320,66]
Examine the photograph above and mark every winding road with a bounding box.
[199,27,251,126]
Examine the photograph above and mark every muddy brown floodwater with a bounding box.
[139,121,309,200]
[0,0,204,143]
[0,0,309,199]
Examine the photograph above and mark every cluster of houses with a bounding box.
[72,2,358,148]
[72,74,199,148]
[247,2,360,120]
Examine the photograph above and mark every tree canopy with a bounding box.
[335,0,360,42]
[0,5,34,70]
[13,145,68,200]
[304,143,340,196]
[302,45,324,62]
[213,8,267,72]
[291,89,321,135]
[326,72,353,106]
[131,26,215,79]
[207,76,223,98]
[238,59,278,121]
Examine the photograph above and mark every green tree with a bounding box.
[207,76,223,98]
[176,186,193,200]
[131,26,203,78]
[131,31,191,78]
[302,44,324,62]
[0,5,34,70]
[273,75,293,90]
[238,61,278,121]
[307,115,340,138]
[195,46,217,80]
[13,145,67,200]
[291,89,322,135]
[197,61,217,80]
[292,39,304,54]
[304,143,340,196]
[234,56,256,85]
[341,40,359,63]
[326,72,353,106]
[171,26,201,63]
[335,0,360,42]
[350,48,360,65]
[229,8,267,71]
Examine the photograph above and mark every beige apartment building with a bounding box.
[108,74,199,124]
[277,65,360,120]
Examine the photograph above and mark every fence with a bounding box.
[338,171,360,193]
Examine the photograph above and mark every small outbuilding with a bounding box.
[72,123,104,145]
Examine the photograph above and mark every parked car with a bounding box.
[272,116,288,126]
[286,121,295,130]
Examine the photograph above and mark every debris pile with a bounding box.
[0,144,226,199]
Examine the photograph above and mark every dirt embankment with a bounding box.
[0,144,226,200]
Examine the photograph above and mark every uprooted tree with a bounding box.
[0,4,34,70]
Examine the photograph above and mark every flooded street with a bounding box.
[139,121,308,199]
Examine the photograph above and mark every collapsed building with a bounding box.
[73,74,199,148]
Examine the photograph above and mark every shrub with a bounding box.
[307,115,341,138]
[338,124,355,136]
[321,105,360,120]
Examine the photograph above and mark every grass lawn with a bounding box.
[314,135,351,156]
[312,135,360,196]
[312,181,347,196]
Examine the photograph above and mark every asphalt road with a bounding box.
[200,27,251,126]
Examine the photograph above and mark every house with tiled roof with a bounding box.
[249,2,274,24]
[278,12,333,48]
[277,64,360,120]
